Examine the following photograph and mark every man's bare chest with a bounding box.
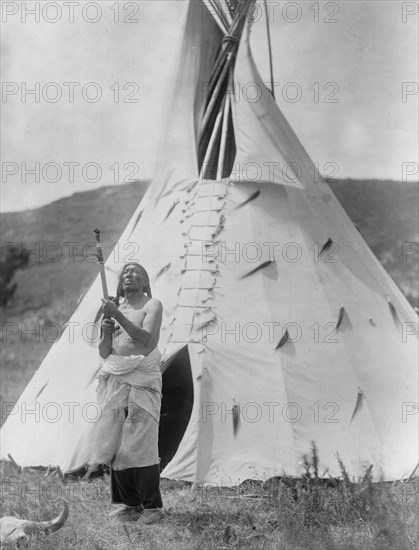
[117,304,147,333]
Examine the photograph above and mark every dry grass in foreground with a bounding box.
[1,452,418,550]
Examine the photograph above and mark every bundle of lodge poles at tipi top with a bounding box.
[199,0,257,180]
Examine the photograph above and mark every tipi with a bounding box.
[1,0,418,485]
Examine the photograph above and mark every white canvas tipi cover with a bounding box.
[1,0,418,484]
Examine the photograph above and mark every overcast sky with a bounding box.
[1,0,418,212]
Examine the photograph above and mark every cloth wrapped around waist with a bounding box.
[98,346,162,394]
[86,348,162,469]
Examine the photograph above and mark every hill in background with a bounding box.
[330,179,418,306]
[1,182,150,315]
[1,178,418,406]
[2,178,418,317]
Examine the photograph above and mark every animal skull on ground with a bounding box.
[0,502,68,549]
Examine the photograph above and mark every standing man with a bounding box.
[93,262,163,523]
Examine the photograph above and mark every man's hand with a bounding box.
[99,317,117,359]
[101,299,120,319]
[101,317,116,335]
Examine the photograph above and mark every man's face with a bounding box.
[121,264,145,293]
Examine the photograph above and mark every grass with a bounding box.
[1,453,418,550]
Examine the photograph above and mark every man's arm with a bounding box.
[98,318,116,359]
[102,299,162,346]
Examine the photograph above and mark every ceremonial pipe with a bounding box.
[93,228,109,300]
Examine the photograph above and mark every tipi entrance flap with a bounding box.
[159,347,194,471]
[161,343,206,481]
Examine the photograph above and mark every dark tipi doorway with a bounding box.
[159,347,194,471]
